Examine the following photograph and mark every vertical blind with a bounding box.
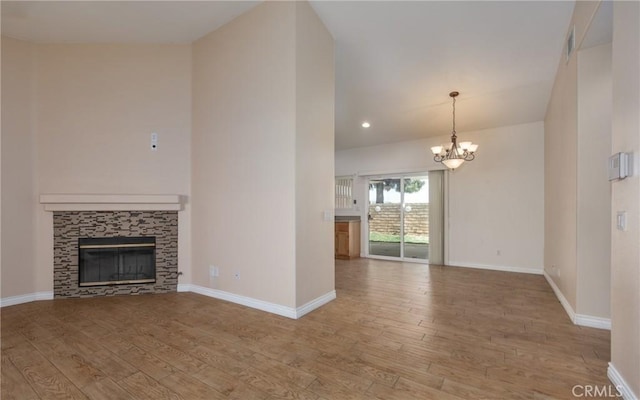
[428,170,445,265]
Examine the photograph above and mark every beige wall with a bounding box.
[294,1,335,307]
[446,123,544,273]
[1,43,193,298]
[36,44,191,195]
[191,1,335,310]
[544,26,579,311]
[611,1,640,396]
[577,42,611,318]
[544,0,601,314]
[1,37,37,299]
[192,1,298,307]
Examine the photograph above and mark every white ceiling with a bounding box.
[1,0,575,150]
[0,1,261,44]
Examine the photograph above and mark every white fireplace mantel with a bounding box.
[39,194,183,211]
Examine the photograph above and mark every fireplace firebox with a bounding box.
[79,237,156,287]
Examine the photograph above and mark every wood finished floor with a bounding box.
[1,259,611,399]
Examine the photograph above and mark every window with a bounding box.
[335,176,353,209]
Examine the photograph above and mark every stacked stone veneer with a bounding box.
[369,203,429,236]
[53,211,178,298]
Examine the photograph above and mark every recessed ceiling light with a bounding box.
[361,121,371,128]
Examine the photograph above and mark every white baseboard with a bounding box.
[181,284,336,320]
[608,362,639,400]
[449,261,543,275]
[177,283,192,292]
[544,271,576,323]
[0,291,54,308]
[575,314,611,330]
[296,291,336,318]
[0,286,336,320]
[543,271,611,330]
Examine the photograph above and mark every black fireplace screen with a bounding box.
[78,237,156,287]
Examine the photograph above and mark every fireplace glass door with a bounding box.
[79,237,156,286]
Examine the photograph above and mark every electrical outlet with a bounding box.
[209,265,218,277]
[233,271,240,280]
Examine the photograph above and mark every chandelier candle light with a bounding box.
[431,91,478,170]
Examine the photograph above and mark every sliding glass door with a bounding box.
[368,178,402,258]
[368,175,429,262]
[403,176,429,259]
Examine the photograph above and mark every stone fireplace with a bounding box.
[54,210,177,298]
[41,194,182,299]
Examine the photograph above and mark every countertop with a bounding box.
[335,216,361,222]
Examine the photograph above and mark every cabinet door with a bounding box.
[336,231,350,256]
[349,222,361,257]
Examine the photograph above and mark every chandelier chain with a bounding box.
[452,95,456,134]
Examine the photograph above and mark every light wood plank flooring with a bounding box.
[2,259,611,399]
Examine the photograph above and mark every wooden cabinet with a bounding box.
[335,220,361,260]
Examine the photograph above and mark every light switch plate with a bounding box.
[616,211,627,231]
[323,210,333,221]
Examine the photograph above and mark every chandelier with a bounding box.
[430,91,478,170]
